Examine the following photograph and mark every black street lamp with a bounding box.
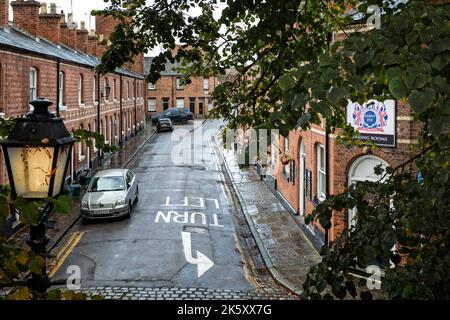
[0,98,75,294]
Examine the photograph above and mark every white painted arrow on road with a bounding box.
[181,231,214,278]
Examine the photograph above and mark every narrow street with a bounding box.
[50,120,294,300]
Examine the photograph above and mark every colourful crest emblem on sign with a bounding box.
[352,100,389,132]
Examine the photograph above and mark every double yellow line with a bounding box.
[48,231,84,278]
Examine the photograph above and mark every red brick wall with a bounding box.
[38,13,61,44]
[0,0,9,28]
[11,0,41,37]
[76,29,89,54]
[0,49,146,185]
[146,75,217,116]
[60,24,77,50]
[274,100,420,242]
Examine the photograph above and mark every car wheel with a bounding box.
[182,117,187,124]
[135,187,139,203]
[126,202,132,218]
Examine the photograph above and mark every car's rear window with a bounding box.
[89,176,125,192]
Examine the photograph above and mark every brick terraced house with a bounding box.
[144,56,217,117]
[267,24,421,248]
[0,1,146,197]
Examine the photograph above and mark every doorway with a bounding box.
[347,155,389,228]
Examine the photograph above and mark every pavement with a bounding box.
[211,135,321,295]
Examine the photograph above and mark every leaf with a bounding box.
[388,77,408,100]
[278,74,296,92]
[291,93,307,109]
[14,198,40,225]
[408,89,436,113]
[319,53,332,67]
[312,101,332,118]
[296,113,312,128]
[430,116,444,138]
[328,87,348,104]
[430,76,450,95]
[53,195,72,214]
[355,52,370,68]
[6,287,31,300]
[47,289,62,300]
[430,53,450,71]
[28,255,45,274]
[402,284,414,299]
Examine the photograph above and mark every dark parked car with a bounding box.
[151,108,189,124]
[179,108,194,120]
[156,118,174,132]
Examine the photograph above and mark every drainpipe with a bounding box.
[96,72,102,164]
[119,75,123,146]
[324,32,333,246]
[134,78,137,135]
[56,59,60,117]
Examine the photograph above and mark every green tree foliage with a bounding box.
[97,0,449,299]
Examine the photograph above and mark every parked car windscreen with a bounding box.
[89,176,126,192]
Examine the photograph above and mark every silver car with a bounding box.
[80,169,139,223]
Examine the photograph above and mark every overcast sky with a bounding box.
[45,0,108,30]
[9,0,225,55]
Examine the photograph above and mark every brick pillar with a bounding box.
[11,0,41,37]
[0,0,9,28]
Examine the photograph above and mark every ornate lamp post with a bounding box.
[0,98,75,294]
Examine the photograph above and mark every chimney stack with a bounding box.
[87,29,98,57]
[11,0,41,37]
[0,0,9,29]
[76,20,89,53]
[59,11,78,49]
[38,2,62,43]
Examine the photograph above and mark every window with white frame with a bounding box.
[112,79,116,100]
[317,144,326,201]
[176,98,184,108]
[78,141,84,161]
[58,71,64,106]
[29,67,38,103]
[78,74,84,105]
[93,76,97,102]
[93,120,97,152]
[148,98,156,112]
[176,77,184,90]
[203,78,209,91]
[283,136,290,179]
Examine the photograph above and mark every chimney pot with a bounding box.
[80,20,85,30]
[50,2,56,14]
[41,3,48,15]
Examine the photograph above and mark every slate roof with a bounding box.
[144,56,184,77]
[0,24,143,79]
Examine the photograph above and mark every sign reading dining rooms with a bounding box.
[346,99,396,147]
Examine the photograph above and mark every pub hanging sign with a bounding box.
[346,99,396,147]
